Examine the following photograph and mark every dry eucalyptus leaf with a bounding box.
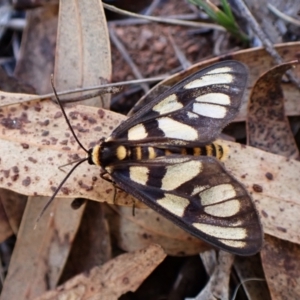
[224,142,300,245]
[0,91,46,106]
[247,60,299,158]
[54,0,111,107]
[234,255,270,300]
[59,201,112,284]
[1,196,84,300]
[2,2,112,299]
[34,244,166,300]
[186,251,234,300]
[1,99,300,245]
[107,206,210,256]
[0,189,27,237]
[0,99,135,206]
[261,235,300,299]
[0,196,14,242]
[14,4,58,94]
[132,42,300,122]
[0,66,35,94]
[246,59,300,300]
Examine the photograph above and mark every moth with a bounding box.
[49,60,263,256]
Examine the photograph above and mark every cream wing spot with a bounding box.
[184,74,233,89]
[156,156,190,164]
[195,93,231,105]
[187,111,199,119]
[206,66,232,74]
[193,103,227,119]
[192,185,209,196]
[157,117,198,141]
[219,239,246,248]
[204,199,240,217]
[157,194,190,217]
[152,94,183,114]
[128,124,147,140]
[192,223,247,240]
[200,184,236,206]
[161,160,202,191]
[129,166,149,185]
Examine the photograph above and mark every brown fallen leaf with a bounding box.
[0,195,14,243]
[59,201,112,284]
[14,4,57,94]
[234,254,270,299]
[33,244,166,300]
[107,206,210,256]
[261,235,300,300]
[247,60,300,299]
[0,189,27,239]
[1,196,85,299]
[190,251,234,300]
[0,99,130,206]
[247,60,299,158]
[54,0,111,108]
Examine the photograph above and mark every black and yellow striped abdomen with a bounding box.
[91,141,228,168]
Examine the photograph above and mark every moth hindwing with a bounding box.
[54,60,263,256]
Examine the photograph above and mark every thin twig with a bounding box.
[108,13,201,26]
[59,86,121,103]
[144,0,161,16]
[167,30,191,69]
[233,0,300,89]
[0,76,168,107]
[267,3,300,27]
[103,3,225,31]
[109,27,149,93]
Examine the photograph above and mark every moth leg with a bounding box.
[100,170,113,183]
[132,200,136,217]
[100,170,123,205]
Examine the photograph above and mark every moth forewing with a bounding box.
[111,60,248,145]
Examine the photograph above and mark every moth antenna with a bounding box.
[58,157,86,172]
[35,77,90,227]
[50,75,89,154]
[34,157,87,228]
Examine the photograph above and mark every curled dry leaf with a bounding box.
[34,244,166,300]
[247,60,299,158]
